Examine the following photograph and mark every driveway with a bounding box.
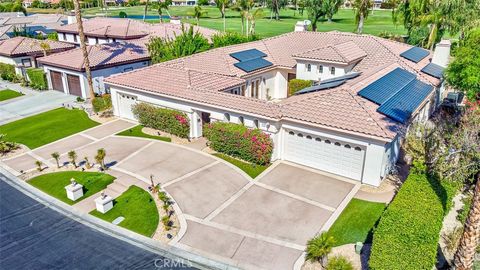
[0,119,360,270]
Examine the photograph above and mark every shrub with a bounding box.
[457,193,473,224]
[203,122,273,165]
[369,162,456,270]
[26,68,47,90]
[326,255,354,270]
[211,32,260,48]
[132,103,190,138]
[288,79,312,96]
[0,63,19,82]
[119,11,127,18]
[92,94,112,112]
[306,232,335,266]
[0,134,19,154]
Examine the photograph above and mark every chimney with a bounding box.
[294,21,308,32]
[67,11,77,25]
[432,40,451,67]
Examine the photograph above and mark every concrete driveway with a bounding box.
[0,119,360,270]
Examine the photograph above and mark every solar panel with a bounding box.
[378,79,433,123]
[358,68,416,105]
[230,49,267,62]
[421,62,444,79]
[295,80,346,95]
[233,58,273,72]
[320,72,361,84]
[400,47,430,63]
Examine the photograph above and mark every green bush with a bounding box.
[288,79,312,95]
[369,162,456,270]
[92,94,112,112]
[119,11,127,18]
[203,122,273,165]
[26,68,47,90]
[211,32,260,48]
[132,102,190,138]
[0,63,19,82]
[326,256,354,270]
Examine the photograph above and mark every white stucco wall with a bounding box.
[0,55,37,76]
[58,32,121,45]
[296,60,353,82]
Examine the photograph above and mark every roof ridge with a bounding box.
[10,36,26,55]
[330,45,348,62]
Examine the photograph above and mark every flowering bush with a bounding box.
[132,103,190,138]
[203,122,273,165]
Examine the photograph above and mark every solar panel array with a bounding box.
[358,67,433,123]
[230,48,273,72]
[400,47,430,63]
[230,49,267,62]
[320,72,361,84]
[294,80,347,95]
[358,68,416,104]
[421,62,444,78]
[233,58,273,73]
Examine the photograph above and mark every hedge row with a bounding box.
[288,79,312,96]
[131,102,189,138]
[203,122,273,165]
[92,94,112,113]
[0,63,20,82]
[369,162,456,270]
[26,68,47,90]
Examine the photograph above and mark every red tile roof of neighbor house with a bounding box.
[37,39,150,71]
[55,17,218,40]
[105,31,442,141]
[0,36,75,57]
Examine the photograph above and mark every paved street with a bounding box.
[0,176,193,270]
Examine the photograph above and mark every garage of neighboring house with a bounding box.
[50,71,64,92]
[283,129,366,181]
[66,74,82,96]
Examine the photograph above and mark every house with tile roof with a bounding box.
[0,36,75,76]
[0,14,68,39]
[104,30,451,187]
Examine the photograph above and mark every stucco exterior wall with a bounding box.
[296,60,353,82]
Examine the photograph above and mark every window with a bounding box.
[251,79,261,99]
[318,65,323,73]
[21,58,32,67]
[74,35,78,42]
[95,37,99,44]
[334,142,341,146]
[112,38,117,42]
[240,84,246,96]
[306,135,312,139]
[62,33,66,40]
[297,133,303,138]
[315,138,321,142]
[239,116,244,125]
[306,64,312,72]
[224,113,230,122]
[123,67,133,72]
[354,147,362,151]
[253,119,259,128]
[344,144,351,149]
[289,131,295,135]
[330,67,336,75]
[325,140,331,144]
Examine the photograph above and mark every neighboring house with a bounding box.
[56,17,217,45]
[37,39,150,98]
[104,30,451,187]
[0,14,68,39]
[171,0,197,5]
[0,36,75,76]
[0,25,14,40]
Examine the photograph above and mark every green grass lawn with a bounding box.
[328,198,386,246]
[0,108,99,149]
[116,125,171,142]
[0,89,23,102]
[90,185,159,237]
[213,153,269,178]
[28,171,115,205]
[28,7,406,38]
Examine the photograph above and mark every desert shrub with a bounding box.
[326,255,354,270]
[92,94,112,112]
[306,232,335,266]
[288,79,312,96]
[0,134,19,154]
[26,68,47,90]
[132,102,189,138]
[0,63,20,82]
[203,122,273,165]
[369,162,456,270]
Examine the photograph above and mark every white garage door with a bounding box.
[117,92,137,120]
[284,130,365,180]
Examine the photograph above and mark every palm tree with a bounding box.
[155,0,172,23]
[39,41,50,57]
[51,152,60,168]
[353,0,372,34]
[68,150,77,168]
[35,160,43,172]
[306,232,335,267]
[143,0,150,22]
[72,0,95,103]
[454,176,480,269]
[215,0,229,32]
[193,5,207,26]
[248,8,263,35]
[95,148,106,170]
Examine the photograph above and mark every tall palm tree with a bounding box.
[155,0,172,23]
[215,0,229,32]
[454,176,480,269]
[95,148,107,170]
[143,0,150,22]
[248,8,263,35]
[353,0,372,34]
[193,5,207,26]
[72,0,95,103]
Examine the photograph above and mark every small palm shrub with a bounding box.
[95,148,107,170]
[306,232,335,267]
[68,150,77,168]
[51,152,60,168]
[325,255,354,270]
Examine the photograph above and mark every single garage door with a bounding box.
[117,92,137,120]
[284,130,365,180]
[50,71,64,92]
[66,74,82,97]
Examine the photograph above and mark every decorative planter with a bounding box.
[65,179,83,201]
[95,193,113,214]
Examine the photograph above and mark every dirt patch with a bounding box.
[1,144,30,160]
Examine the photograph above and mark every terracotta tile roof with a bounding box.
[37,39,149,71]
[106,31,443,140]
[0,36,75,57]
[293,41,367,64]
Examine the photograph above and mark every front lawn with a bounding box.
[90,186,159,237]
[327,198,386,246]
[28,171,115,205]
[213,153,269,178]
[0,89,23,101]
[116,125,171,142]
[0,108,99,149]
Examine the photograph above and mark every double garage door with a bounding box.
[50,71,82,97]
[284,130,366,180]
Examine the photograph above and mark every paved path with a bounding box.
[0,80,76,125]
[0,119,360,270]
